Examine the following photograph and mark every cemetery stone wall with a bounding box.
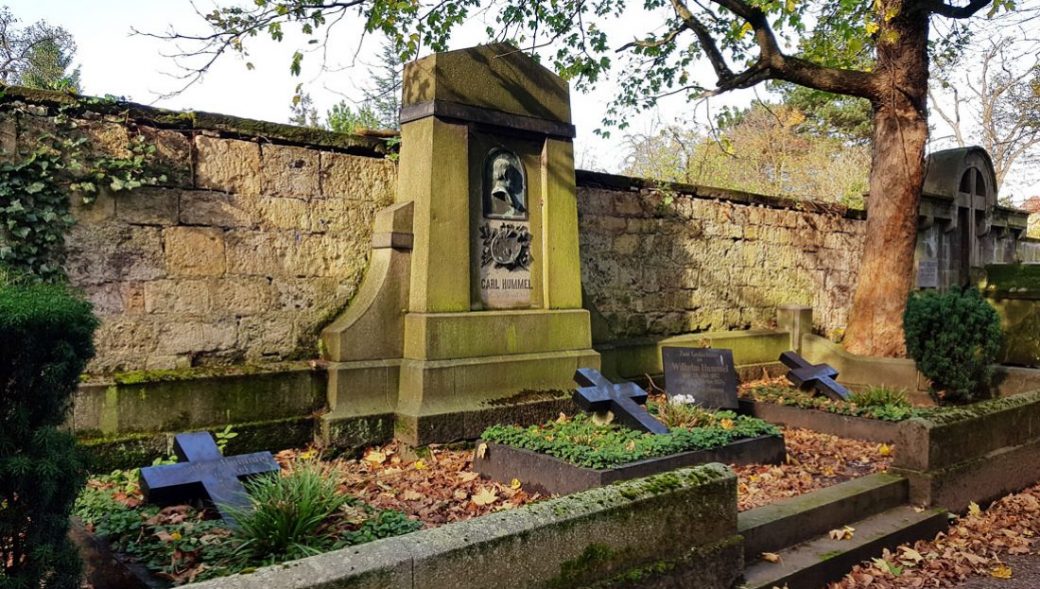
[576,171,866,342]
[3,89,870,373]
[0,88,396,373]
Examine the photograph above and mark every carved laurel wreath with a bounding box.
[479,223,533,271]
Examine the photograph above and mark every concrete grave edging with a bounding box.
[182,464,742,589]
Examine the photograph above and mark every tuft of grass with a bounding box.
[849,386,910,408]
[227,464,350,562]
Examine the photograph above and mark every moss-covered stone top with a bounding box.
[0,84,394,157]
[983,264,1040,298]
[914,389,1040,427]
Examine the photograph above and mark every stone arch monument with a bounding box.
[916,146,1029,289]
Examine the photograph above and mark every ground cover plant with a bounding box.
[741,379,929,422]
[481,408,779,470]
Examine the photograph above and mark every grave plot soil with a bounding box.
[74,444,541,586]
[737,376,930,422]
[303,441,543,526]
[733,427,893,512]
[828,482,1040,589]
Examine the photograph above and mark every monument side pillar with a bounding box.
[394,44,599,445]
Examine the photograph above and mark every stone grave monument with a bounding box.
[320,44,599,446]
[661,347,739,409]
[916,147,1030,289]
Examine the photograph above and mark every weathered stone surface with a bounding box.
[261,143,319,199]
[138,127,193,188]
[320,151,396,203]
[195,136,261,194]
[67,223,165,285]
[116,188,179,225]
[164,226,226,277]
[579,186,865,342]
[180,190,255,228]
[156,320,237,355]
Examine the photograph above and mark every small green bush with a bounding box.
[904,288,1002,404]
[229,464,351,562]
[0,281,98,588]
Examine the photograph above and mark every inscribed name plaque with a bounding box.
[477,148,533,308]
[662,347,739,409]
[917,259,939,288]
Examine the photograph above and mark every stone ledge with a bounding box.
[0,84,393,156]
[182,464,739,589]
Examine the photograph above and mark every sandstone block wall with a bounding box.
[1,90,868,374]
[575,172,866,342]
[1,91,396,373]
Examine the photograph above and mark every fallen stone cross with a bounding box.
[779,351,851,401]
[139,431,279,524]
[573,368,669,434]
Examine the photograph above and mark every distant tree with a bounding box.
[624,104,870,207]
[0,7,80,92]
[776,86,874,145]
[930,35,1040,191]
[326,100,381,133]
[362,41,403,129]
[288,91,322,128]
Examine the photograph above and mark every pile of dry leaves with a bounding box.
[732,427,893,511]
[829,487,1040,588]
[277,441,542,528]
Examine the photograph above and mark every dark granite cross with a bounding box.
[779,351,851,401]
[139,432,279,524]
[573,368,669,434]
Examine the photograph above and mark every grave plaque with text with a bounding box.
[477,148,533,309]
[662,347,739,409]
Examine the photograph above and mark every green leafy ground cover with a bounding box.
[481,409,780,470]
[742,383,929,422]
[74,463,420,585]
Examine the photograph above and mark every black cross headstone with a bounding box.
[779,351,851,401]
[573,368,669,434]
[139,432,280,524]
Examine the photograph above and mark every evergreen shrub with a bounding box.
[904,287,1002,404]
[0,281,98,588]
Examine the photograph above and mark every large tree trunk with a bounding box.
[842,1,930,358]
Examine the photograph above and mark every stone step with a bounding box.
[741,505,948,589]
[738,473,908,562]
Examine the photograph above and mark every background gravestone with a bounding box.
[662,347,738,409]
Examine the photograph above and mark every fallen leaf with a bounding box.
[458,471,479,483]
[510,478,522,490]
[829,526,855,541]
[761,552,781,563]
[414,459,428,470]
[471,487,498,506]
[475,443,488,459]
[720,418,735,431]
[991,564,1012,579]
[364,450,387,465]
[401,490,423,501]
[878,444,892,457]
[968,501,983,517]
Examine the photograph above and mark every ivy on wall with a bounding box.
[0,96,166,281]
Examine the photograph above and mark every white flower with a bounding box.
[670,394,698,406]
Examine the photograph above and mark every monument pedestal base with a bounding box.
[395,348,599,445]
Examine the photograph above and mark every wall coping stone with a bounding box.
[0,84,393,157]
[182,464,738,589]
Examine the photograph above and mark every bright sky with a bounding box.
[9,1,1038,199]
[7,0,758,172]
